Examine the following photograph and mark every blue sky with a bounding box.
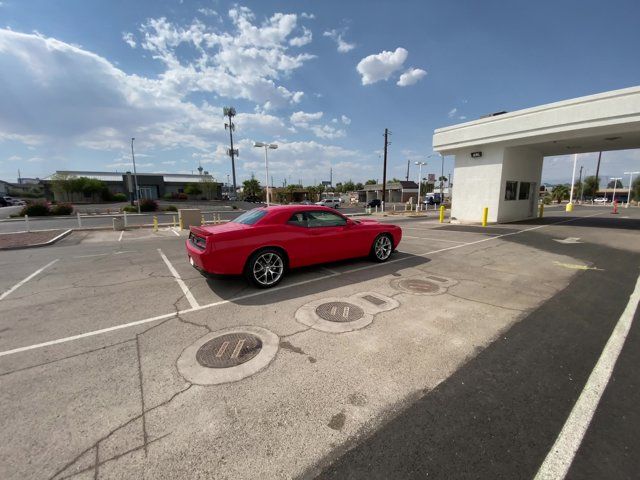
[1,0,639,187]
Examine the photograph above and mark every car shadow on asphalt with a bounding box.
[202,252,430,306]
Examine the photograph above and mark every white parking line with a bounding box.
[402,235,468,244]
[0,213,603,357]
[534,272,640,480]
[0,259,59,301]
[171,228,180,237]
[118,231,124,242]
[157,249,199,309]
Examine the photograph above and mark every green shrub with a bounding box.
[51,203,74,215]
[231,205,238,209]
[542,194,552,205]
[113,193,127,201]
[163,193,173,200]
[122,205,137,213]
[163,205,178,212]
[139,199,158,212]
[20,202,50,217]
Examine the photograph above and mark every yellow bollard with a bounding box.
[539,203,544,218]
[172,215,176,228]
[201,214,205,225]
[179,217,184,230]
[439,205,445,223]
[481,207,488,227]
[565,203,573,212]
[153,216,158,232]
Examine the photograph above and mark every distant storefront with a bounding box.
[42,171,222,202]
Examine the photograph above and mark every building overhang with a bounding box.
[433,85,640,156]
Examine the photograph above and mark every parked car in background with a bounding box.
[0,197,8,207]
[423,193,442,206]
[244,195,262,203]
[315,198,340,208]
[298,200,313,205]
[2,196,17,205]
[186,205,403,288]
[367,198,381,208]
[594,197,608,204]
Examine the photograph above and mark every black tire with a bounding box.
[370,233,394,262]
[245,248,286,288]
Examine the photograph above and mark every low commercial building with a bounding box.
[360,181,419,204]
[42,170,222,202]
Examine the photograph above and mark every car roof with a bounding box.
[261,204,335,211]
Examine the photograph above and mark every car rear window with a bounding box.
[232,209,267,225]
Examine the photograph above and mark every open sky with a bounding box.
[1,0,639,187]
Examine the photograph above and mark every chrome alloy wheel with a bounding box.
[252,252,284,286]
[374,235,393,260]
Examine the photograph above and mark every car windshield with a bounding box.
[231,209,267,225]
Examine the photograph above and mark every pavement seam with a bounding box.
[135,335,149,457]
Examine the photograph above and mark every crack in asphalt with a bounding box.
[445,291,527,312]
[135,335,149,457]
[48,385,193,480]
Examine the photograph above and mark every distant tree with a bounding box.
[200,179,217,200]
[551,184,570,203]
[365,179,377,185]
[243,178,261,197]
[582,175,599,198]
[50,173,74,202]
[607,179,623,189]
[388,177,402,183]
[342,180,356,192]
[184,183,203,196]
[354,182,364,191]
[632,177,640,202]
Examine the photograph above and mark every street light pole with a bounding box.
[415,161,426,209]
[568,153,578,210]
[440,153,445,198]
[254,142,278,206]
[624,171,639,206]
[131,137,140,214]
[610,177,622,204]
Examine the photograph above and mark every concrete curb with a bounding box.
[0,229,72,251]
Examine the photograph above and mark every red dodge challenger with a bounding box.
[186,205,403,288]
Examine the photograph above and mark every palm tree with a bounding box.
[551,184,569,203]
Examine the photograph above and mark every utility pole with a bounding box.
[382,128,390,210]
[594,151,602,191]
[440,153,445,199]
[131,137,140,214]
[224,107,238,194]
[330,167,333,187]
[406,160,410,181]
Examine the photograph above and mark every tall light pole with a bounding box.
[415,161,426,207]
[131,137,140,214]
[568,153,578,211]
[624,171,639,207]
[224,107,238,194]
[254,142,278,206]
[610,177,622,204]
[440,153,445,199]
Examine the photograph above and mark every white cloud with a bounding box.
[27,157,44,162]
[356,47,408,85]
[122,32,136,48]
[323,29,355,53]
[106,161,153,168]
[448,108,458,118]
[289,27,312,47]
[300,12,315,19]
[161,160,177,166]
[197,8,218,17]
[290,111,323,126]
[8,155,21,161]
[341,115,351,125]
[396,67,427,87]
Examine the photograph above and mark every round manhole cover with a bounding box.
[315,302,364,322]
[196,333,263,368]
[398,279,440,294]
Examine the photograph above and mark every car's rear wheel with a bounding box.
[370,233,393,262]
[246,249,285,288]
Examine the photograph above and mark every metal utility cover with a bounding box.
[315,302,364,322]
[196,333,262,368]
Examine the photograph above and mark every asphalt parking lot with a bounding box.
[1,206,639,479]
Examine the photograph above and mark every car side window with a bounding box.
[287,212,308,227]
[306,211,347,228]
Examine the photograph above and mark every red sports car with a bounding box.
[185,205,402,288]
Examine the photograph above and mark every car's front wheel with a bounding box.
[370,234,393,262]
[246,248,286,288]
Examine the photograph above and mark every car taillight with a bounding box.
[189,232,207,250]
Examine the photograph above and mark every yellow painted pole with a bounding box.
[439,205,445,223]
[153,216,158,232]
[172,215,176,228]
[481,207,488,227]
[179,216,184,230]
[539,203,544,218]
[201,214,205,226]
